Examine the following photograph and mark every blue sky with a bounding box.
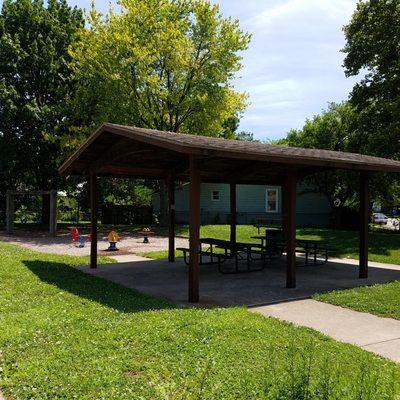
[4,0,360,140]
[211,0,360,140]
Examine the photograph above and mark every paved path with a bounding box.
[108,254,150,263]
[252,299,400,362]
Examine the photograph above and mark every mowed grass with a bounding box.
[0,242,399,399]
[140,224,400,264]
[315,280,400,320]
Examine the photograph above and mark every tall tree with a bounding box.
[70,0,249,135]
[343,0,400,160]
[0,0,84,223]
[342,0,400,208]
[285,102,360,227]
[69,0,250,223]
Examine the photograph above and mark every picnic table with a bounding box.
[253,223,283,234]
[296,238,331,265]
[251,229,283,247]
[177,237,268,274]
[251,235,331,266]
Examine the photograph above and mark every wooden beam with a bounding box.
[230,183,237,246]
[285,172,297,288]
[90,173,98,269]
[49,190,57,237]
[95,165,168,178]
[168,174,175,262]
[222,162,282,182]
[96,149,153,173]
[171,158,189,175]
[7,190,53,195]
[88,137,156,173]
[359,171,369,278]
[6,190,13,233]
[223,162,258,182]
[189,156,200,303]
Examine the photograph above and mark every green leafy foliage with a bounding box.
[69,0,250,136]
[341,0,400,206]
[0,0,84,192]
[343,0,400,160]
[0,241,399,399]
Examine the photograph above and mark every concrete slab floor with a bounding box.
[78,256,400,307]
[252,299,400,363]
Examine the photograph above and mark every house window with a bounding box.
[266,188,278,212]
[211,190,220,201]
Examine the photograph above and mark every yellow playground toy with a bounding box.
[107,230,120,251]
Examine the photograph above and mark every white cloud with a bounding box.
[215,0,359,140]
[248,0,354,29]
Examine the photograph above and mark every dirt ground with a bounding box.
[0,228,188,257]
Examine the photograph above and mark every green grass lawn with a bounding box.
[314,280,400,320]
[0,242,399,399]
[140,224,400,265]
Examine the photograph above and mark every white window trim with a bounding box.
[266,188,279,213]
[211,190,220,202]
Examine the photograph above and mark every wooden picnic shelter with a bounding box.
[59,123,400,302]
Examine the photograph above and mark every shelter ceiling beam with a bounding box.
[89,138,153,173]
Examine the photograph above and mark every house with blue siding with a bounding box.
[153,183,332,227]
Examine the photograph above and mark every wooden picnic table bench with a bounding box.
[295,238,335,265]
[177,237,268,274]
[251,234,334,266]
[267,238,334,266]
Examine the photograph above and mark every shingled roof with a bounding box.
[59,123,400,183]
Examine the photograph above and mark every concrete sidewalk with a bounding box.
[108,254,150,263]
[252,299,400,362]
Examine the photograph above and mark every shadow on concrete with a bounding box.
[78,256,400,307]
[23,260,175,313]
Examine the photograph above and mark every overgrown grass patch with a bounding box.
[0,241,399,399]
[314,280,400,320]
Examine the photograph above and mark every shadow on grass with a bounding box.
[23,259,176,313]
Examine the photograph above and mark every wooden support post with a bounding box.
[49,190,57,237]
[189,156,200,303]
[167,174,175,262]
[281,182,287,240]
[90,173,98,269]
[6,190,13,234]
[359,171,369,279]
[285,172,297,288]
[230,183,237,246]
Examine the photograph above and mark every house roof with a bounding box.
[59,123,400,183]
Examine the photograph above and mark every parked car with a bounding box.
[372,212,389,225]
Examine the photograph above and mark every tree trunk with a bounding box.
[159,180,168,226]
[41,193,50,225]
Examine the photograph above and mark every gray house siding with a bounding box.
[153,183,331,227]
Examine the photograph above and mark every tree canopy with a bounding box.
[0,0,84,220]
[343,0,400,159]
[69,0,250,137]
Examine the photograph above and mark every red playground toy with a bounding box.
[70,227,91,248]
